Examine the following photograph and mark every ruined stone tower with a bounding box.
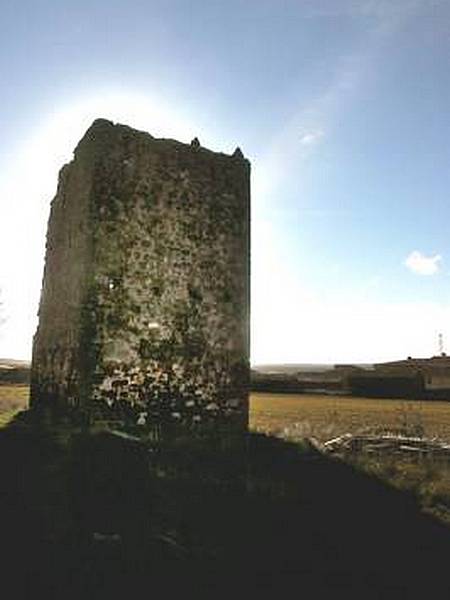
[31,119,250,436]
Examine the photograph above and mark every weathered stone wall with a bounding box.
[31,119,250,435]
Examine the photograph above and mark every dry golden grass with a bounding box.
[350,453,450,524]
[250,392,450,443]
[250,392,450,524]
[0,384,29,427]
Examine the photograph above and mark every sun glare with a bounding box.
[0,89,204,359]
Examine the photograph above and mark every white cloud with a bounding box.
[299,129,324,146]
[253,52,366,205]
[404,251,442,276]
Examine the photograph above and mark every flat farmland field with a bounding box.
[3,386,450,445]
[251,392,450,524]
[250,392,450,443]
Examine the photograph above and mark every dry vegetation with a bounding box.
[250,392,450,443]
[251,392,450,524]
[349,453,450,524]
[0,385,29,427]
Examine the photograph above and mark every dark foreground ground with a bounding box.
[1,413,450,599]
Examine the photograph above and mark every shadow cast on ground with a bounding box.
[1,411,450,599]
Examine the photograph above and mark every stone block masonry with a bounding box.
[30,119,250,436]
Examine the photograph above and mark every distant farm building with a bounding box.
[348,355,450,399]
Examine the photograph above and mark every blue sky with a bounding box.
[1,0,450,363]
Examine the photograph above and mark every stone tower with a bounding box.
[30,119,250,436]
